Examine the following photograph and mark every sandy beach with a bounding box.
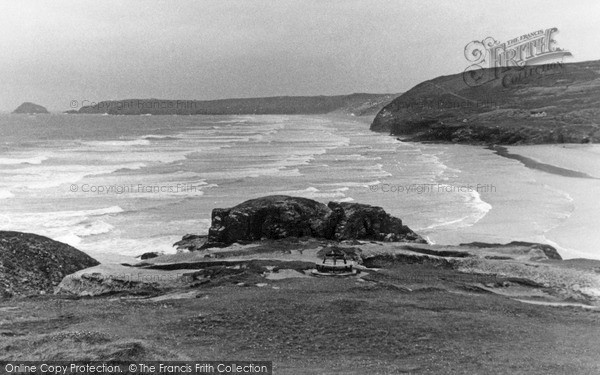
[506,144,600,259]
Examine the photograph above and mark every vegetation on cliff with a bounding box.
[371,60,600,144]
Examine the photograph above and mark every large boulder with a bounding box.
[0,231,99,297]
[206,196,334,247]
[202,196,425,248]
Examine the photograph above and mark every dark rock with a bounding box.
[0,231,99,297]
[202,195,425,248]
[173,234,207,252]
[204,196,334,248]
[139,252,160,260]
[327,201,424,242]
[12,102,49,114]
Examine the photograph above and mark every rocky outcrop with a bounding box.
[173,234,208,252]
[328,201,423,242]
[371,60,600,144]
[0,231,99,297]
[55,265,165,297]
[206,196,333,246]
[202,196,425,248]
[460,241,562,260]
[12,102,49,114]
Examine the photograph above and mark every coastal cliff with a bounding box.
[72,93,396,116]
[371,60,600,144]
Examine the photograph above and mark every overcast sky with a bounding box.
[1,0,599,111]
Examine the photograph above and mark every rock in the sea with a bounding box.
[139,252,161,260]
[0,231,99,297]
[202,195,425,248]
[12,102,49,114]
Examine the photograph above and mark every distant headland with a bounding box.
[68,93,397,116]
[371,60,600,144]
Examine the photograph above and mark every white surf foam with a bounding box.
[0,190,14,199]
[419,184,492,230]
[0,155,49,165]
[268,186,348,200]
[82,139,151,147]
[0,163,147,190]
[3,206,123,248]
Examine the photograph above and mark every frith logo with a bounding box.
[463,27,572,87]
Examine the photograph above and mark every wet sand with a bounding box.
[504,144,600,259]
[489,145,598,179]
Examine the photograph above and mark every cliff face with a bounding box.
[0,231,99,297]
[73,93,397,116]
[12,102,49,114]
[371,60,600,144]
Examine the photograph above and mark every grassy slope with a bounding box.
[371,60,600,144]
[2,262,600,374]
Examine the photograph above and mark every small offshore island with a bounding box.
[1,196,600,373]
[12,102,49,114]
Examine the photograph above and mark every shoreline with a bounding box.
[501,144,600,260]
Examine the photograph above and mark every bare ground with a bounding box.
[2,262,600,374]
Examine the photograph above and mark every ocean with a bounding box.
[1,114,598,262]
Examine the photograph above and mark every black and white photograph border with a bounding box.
[1,1,600,374]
